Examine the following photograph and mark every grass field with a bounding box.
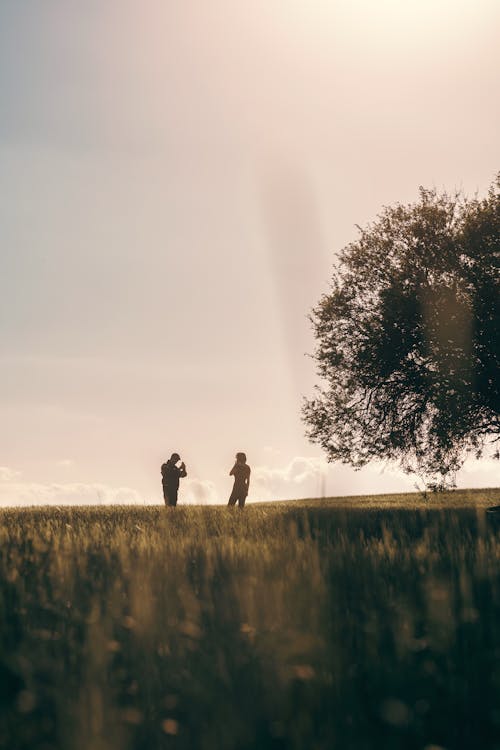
[1,487,500,750]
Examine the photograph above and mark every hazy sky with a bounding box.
[1,0,499,505]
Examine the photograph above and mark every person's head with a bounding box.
[235,452,246,464]
[170,452,181,463]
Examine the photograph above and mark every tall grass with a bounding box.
[1,489,500,750]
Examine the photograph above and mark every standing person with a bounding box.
[228,452,251,509]
[161,453,187,507]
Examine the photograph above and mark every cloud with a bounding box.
[0,475,220,508]
[0,481,143,507]
[251,454,499,502]
[251,456,418,501]
[0,456,494,509]
[0,466,21,482]
[182,478,219,505]
[457,456,500,487]
[252,456,328,501]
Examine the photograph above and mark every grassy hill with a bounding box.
[1,489,500,750]
[261,485,500,508]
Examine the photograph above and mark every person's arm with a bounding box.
[246,467,251,491]
[229,465,236,476]
[179,463,187,478]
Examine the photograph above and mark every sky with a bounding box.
[0,0,499,505]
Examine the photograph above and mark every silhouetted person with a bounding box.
[228,452,250,509]
[161,453,187,507]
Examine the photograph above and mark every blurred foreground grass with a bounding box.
[1,487,500,750]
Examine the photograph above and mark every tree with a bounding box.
[303,176,499,488]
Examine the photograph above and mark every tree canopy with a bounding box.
[304,176,500,488]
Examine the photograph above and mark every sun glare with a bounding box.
[287,0,490,41]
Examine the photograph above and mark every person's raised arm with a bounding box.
[179,462,187,478]
[229,465,236,476]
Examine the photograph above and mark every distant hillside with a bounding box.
[257,486,500,509]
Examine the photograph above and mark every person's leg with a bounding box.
[238,494,246,509]
[228,490,238,506]
[164,487,178,507]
